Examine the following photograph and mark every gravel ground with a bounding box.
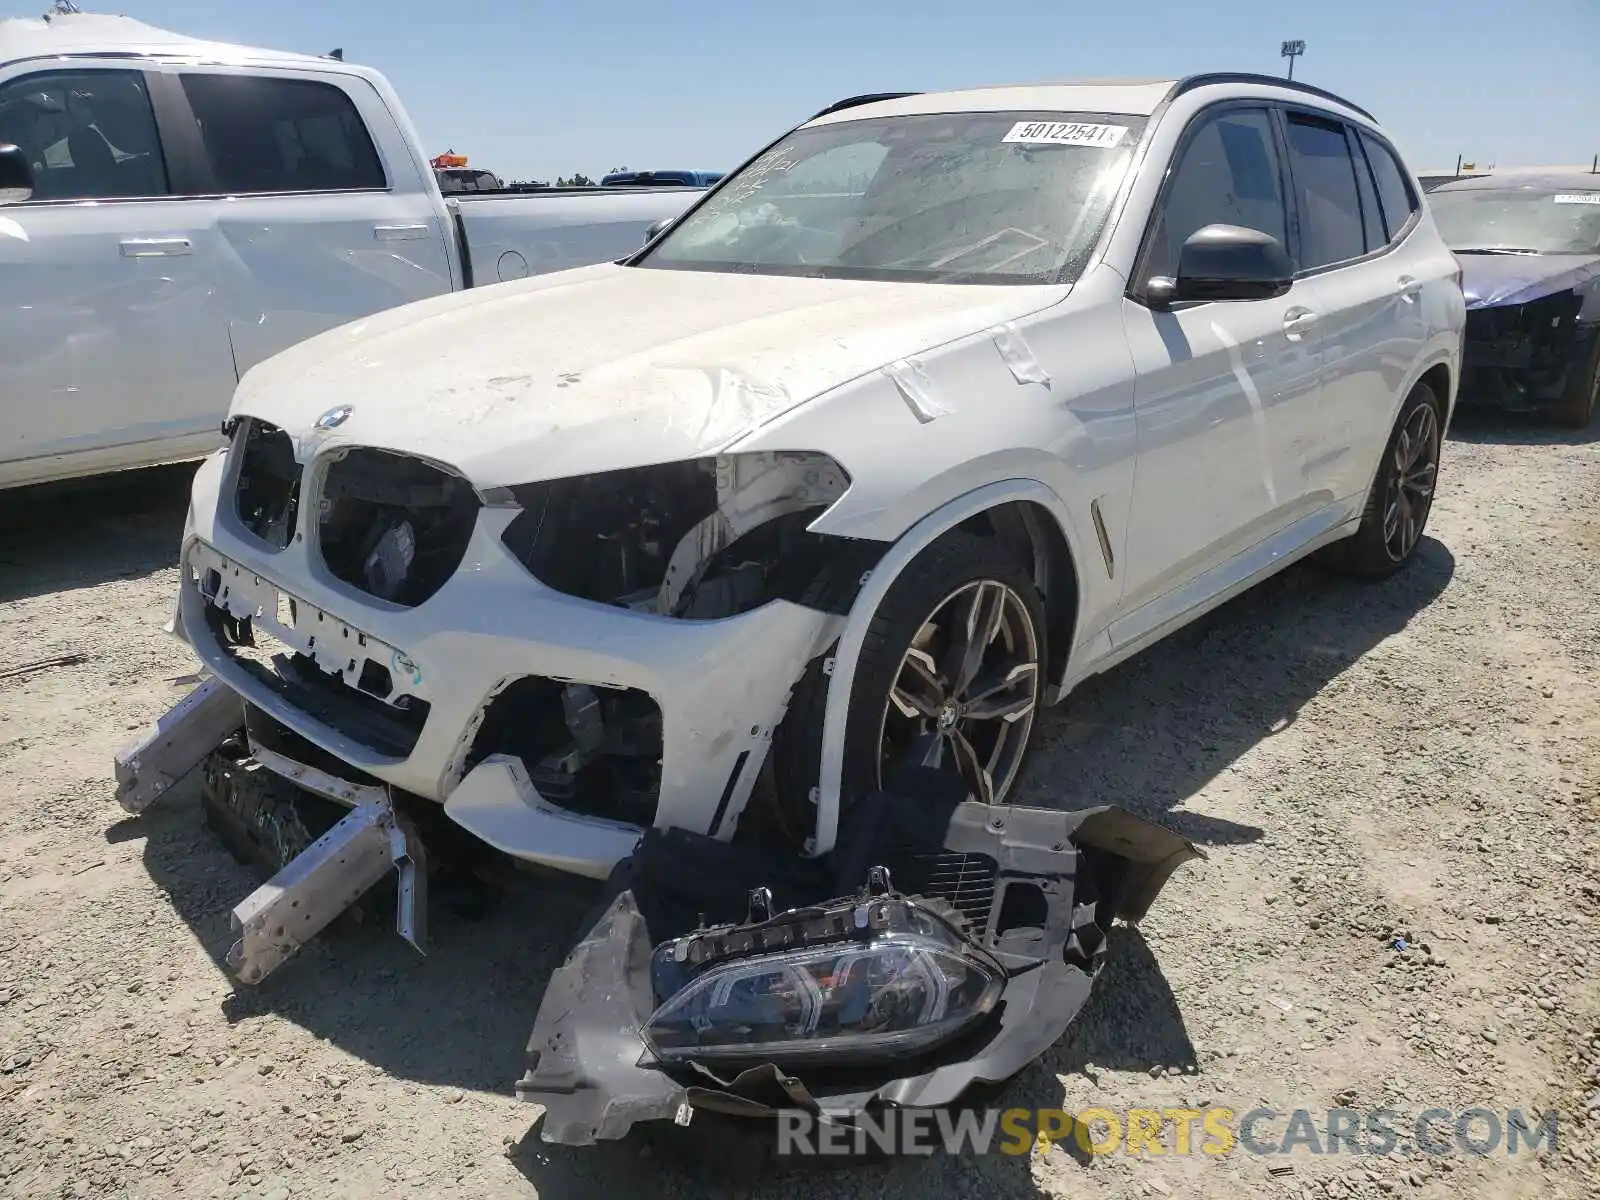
[1,411,1596,1200]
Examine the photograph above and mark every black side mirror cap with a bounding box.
[0,144,33,205]
[1152,223,1293,306]
[642,217,670,246]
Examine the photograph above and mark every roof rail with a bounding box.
[809,92,921,121]
[1170,72,1377,122]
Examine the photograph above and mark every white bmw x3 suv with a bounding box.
[158,73,1465,887]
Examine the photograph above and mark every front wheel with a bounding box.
[1552,333,1600,429]
[766,532,1047,846]
[1321,382,1443,579]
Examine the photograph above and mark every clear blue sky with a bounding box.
[6,0,1597,180]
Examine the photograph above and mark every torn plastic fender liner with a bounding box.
[515,791,1201,1146]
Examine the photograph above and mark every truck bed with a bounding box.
[453,188,702,285]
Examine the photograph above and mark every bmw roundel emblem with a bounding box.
[314,404,354,430]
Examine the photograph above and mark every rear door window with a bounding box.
[0,68,168,201]
[1284,113,1366,270]
[177,74,385,195]
[1360,132,1420,242]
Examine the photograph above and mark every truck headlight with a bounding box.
[642,894,1004,1065]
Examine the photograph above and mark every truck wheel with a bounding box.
[764,531,1046,848]
[1553,334,1600,429]
[1321,381,1443,580]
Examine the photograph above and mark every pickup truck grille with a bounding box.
[316,449,481,607]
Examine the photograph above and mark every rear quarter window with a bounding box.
[1360,133,1420,242]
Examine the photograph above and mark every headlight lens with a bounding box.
[642,896,1004,1065]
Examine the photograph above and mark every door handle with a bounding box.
[1282,307,1319,339]
[119,237,192,258]
[1397,275,1423,300]
[373,224,430,242]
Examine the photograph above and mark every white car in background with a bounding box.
[0,12,701,489]
[121,72,1464,985]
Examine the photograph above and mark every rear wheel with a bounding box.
[1321,382,1443,579]
[765,531,1046,847]
[1553,334,1600,429]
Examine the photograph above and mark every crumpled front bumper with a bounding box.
[1459,301,1599,411]
[515,779,1200,1145]
[174,450,843,880]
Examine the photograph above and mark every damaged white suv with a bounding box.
[124,75,1462,981]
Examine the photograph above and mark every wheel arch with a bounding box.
[1386,351,1454,436]
[808,478,1085,858]
[957,499,1080,691]
[1414,359,1454,422]
[1356,355,1453,497]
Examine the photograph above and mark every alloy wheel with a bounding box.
[1381,402,1440,562]
[875,579,1040,805]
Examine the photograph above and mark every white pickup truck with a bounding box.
[0,12,702,489]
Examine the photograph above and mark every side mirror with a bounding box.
[1148,223,1293,306]
[642,217,670,246]
[0,144,33,205]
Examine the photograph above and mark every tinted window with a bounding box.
[1145,107,1287,279]
[179,74,385,194]
[0,69,168,201]
[1352,143,1384,253]
[1284,115,1365,269]
[1360,133,1419,241]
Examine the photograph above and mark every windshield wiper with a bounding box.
[1453,246,1541,255]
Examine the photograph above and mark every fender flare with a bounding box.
[809,477,1083,856]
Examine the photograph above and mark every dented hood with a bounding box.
[1459,252,1600,309]
[231,263,1066,487]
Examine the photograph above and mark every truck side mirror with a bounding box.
[0,144,33,205]
[643,217,670,246]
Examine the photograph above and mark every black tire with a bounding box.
[1553,333,1600,430]
[1321,382,1443,580]
[764,531,1047,848]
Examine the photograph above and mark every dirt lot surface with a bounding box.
[2,413,1597,1200]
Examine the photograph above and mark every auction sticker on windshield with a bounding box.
[1002,121,1127,148]
[1552,193,1600,205]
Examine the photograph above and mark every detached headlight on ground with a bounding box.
[642,892,1005,1065]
